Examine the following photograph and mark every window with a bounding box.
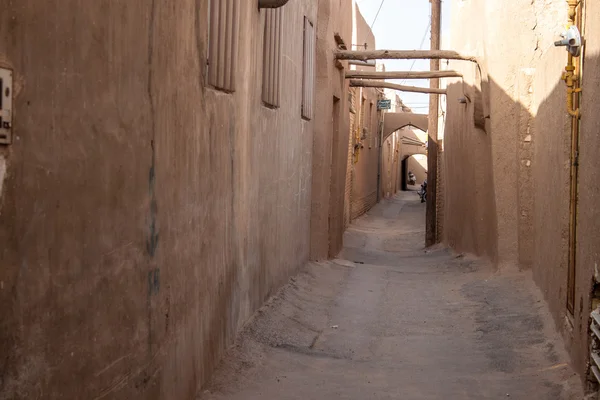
[208,0,240,92]
[301,17,315,120]
[262,8,283,107]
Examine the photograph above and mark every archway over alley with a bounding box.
[383,112,429,141]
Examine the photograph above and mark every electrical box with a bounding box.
[0,68,13,145]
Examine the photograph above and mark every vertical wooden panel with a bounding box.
[263,11,273,104]
[274,7,282,106]
[209,0,220,85]
[229,0,239,92]
[262,8,283,107]
[208,0,239,92]
[217,0,227,88]
[302,17,315,120]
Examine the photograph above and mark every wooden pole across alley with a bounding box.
[348,79,447,95]
[345,70,461,80]
[335,49,478,63]
[427,0,441,247]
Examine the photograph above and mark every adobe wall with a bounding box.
[310,0,353,260]
[350,90,381,220]
[444,0,568,264]
[445,0,533,264]
[0,1,321,398]
[344,87,357,229]
[381,132,399,199]
[530,42,571,353]
[445,0,600,378]
[572,2,600,376]
[527,1,600,376]
[349,4,381,221]
[442,79,497,260]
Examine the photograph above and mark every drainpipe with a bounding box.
[258,0,290,8]
[559,0,583,315]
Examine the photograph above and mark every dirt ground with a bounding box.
[198,192,583,400]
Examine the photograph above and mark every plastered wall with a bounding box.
[0,1,321,398]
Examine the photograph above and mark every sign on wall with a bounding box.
[377,99,391,110]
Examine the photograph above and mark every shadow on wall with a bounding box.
[402,126,428,145]
[442,52,600,379]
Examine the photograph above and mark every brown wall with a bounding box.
[572,1,600,376]
[381,132,399,199]
[344,87,357,229]
[309,0,353,260]
[350,91,380,219]
[444,0,569,263]
[444,0,600,379]
[0,1,324,399]
[442,79,497,260]
[531,46,571,348]
[349,4,381,221]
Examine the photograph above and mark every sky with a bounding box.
[355,0,451,112]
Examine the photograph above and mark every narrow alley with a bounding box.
[3,0,600,398]
[200,194,582,400]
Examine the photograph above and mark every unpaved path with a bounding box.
[198,193,583,399]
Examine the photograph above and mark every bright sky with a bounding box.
[355,0,451,113]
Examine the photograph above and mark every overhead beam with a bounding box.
[346,70,462,80]
[349,79,446,95]
[334,49,478,63]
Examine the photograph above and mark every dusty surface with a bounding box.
[199,193,582,400]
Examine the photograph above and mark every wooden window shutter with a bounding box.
[301,17,315,120]
[262,8,283,107]
[208,0,240,92]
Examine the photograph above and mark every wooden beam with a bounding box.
[349,79,446,95]
[334,49,478,63]
[345,70,462,80]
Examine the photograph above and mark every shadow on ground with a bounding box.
[198,193,582,400]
